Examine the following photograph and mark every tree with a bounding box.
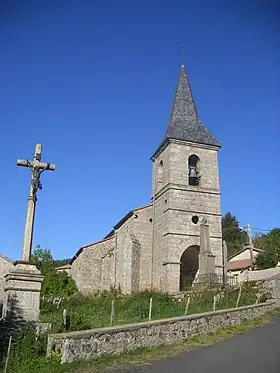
[222,212,248,257]
[31,246,77,298]
[253,229,280,251]
[54,258,72,267]
[255,247,278,269]
[254,229,280,269]
[32,245,53,266]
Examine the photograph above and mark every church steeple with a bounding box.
[150,62,223,294]
[164,64,220,148]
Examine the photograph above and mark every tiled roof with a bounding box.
[228,259,252,271]
[228,246,263,260]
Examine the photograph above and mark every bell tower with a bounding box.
[151,64,223,293]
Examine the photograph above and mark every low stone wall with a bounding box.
[239,268,280,283]
[47,301,276,364]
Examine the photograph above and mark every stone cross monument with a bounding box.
[3,144,55,322]
[17,144,55,262]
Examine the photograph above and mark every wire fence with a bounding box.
[39,280,263,333]
[181,273,238,291]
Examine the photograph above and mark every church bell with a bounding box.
[189,165,197,178]
[189,165,199,186]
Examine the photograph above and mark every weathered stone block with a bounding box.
[3,262,43,322]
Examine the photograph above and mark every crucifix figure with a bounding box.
[17,144,55,262]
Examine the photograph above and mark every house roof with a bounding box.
[228,259,252,271]
[56,264,71,270]
[228,245,263,261]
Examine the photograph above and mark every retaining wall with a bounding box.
[47,301,276,364]
[239,268,280,282]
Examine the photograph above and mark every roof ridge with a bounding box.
[0,253,13,263]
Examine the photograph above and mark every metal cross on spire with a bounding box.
[17,144,56,262]
[180,45,185,65]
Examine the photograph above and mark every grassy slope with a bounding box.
[40,284,261,333]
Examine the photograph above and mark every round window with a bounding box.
[192,215,199,224]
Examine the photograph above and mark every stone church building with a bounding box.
[69,64,223,294]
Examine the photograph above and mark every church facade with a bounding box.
[69,64,223,294]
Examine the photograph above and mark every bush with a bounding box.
[4,327,52,373]
[31,246,78,299]
[41,268,77,298]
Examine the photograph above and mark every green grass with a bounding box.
[40,283,267,333]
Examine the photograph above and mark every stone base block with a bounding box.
[3,262,44,322]
[198,251,216,275]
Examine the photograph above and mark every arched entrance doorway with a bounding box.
[180,245,200,291]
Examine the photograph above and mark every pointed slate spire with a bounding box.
[165,64,220,147]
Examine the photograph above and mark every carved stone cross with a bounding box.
[17,144,55,262]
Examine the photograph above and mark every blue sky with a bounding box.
[0,1,279,260]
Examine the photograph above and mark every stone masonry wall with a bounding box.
[71,205,152,294]
[153,140,222,292]
[101,249,115,291]
[132,206,153,291]
[47,301,276,364]
[131,239,141,292]
[115,205,153,293]
[114,222,133,293]
[0,255,13,304]
[71,237,114,294]
[239,268,280,283]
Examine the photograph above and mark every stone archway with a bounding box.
[180,245,200,291]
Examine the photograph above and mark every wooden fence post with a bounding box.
[148,297,153,322]
[4,335,12,373]
[110,299,115,326]
[63,309,67,327]
[213,295,217,311]
[236,284,242,308]
[184,297,191,315]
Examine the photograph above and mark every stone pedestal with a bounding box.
[198,252,216,276]
[195,219,217,286]
[3,261,44,322]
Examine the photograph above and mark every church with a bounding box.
[68,64,223,294]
